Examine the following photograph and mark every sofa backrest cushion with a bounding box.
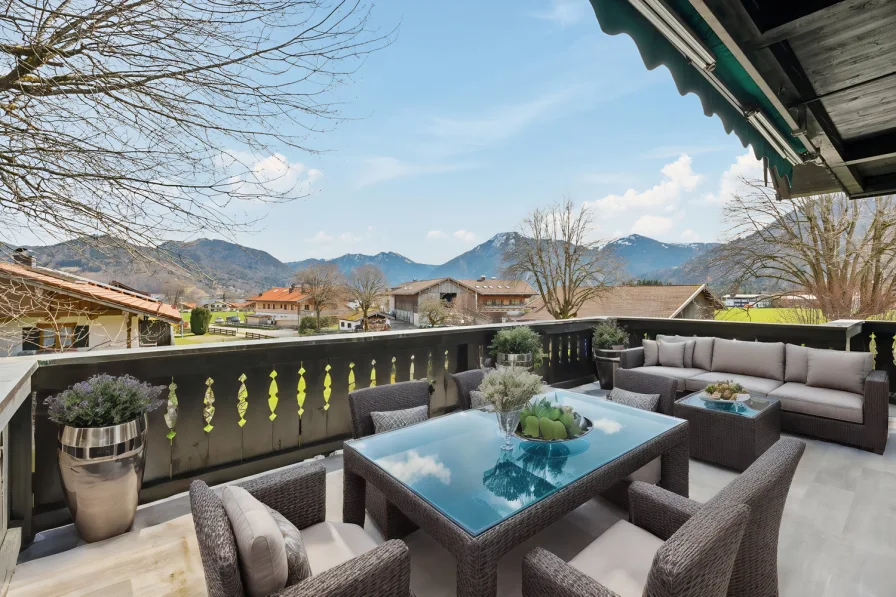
[658,341,686,368]
[785,344,810,383]
[658,335,713,370]
[643,339,659,366]
[711,338,785,381]
[806,349,872,395]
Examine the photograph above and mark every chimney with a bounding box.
[289,283,296,293]
[491,276,497,280]
[479,275,486,281]
[12,248,34,267]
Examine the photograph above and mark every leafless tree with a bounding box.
[346,264,387,331]
[503,198,623,319]
[713,183,896,321]
[162,281,188,307]
[451,293,489,325]
[294,263,343,330]
[418,295,449,327]
[0,1,393,261]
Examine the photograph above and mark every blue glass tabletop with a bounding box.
[346,390,684,537]
[678,391,780,418]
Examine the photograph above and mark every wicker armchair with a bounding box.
[523,500,750,597]
[348,380,432,538]
[189,462,412,597]
[449,369,488,410]
[615,368,677,415]
[629,437,805,597]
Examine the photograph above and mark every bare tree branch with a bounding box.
[503,197,623,319]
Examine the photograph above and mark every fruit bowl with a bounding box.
[513,397,594,443]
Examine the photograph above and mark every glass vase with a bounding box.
[495,407,523,451]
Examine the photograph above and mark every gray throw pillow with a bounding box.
[643,339,659,366]
[469,390,490,409]
[371,404,429,434]
[658,340,686,368]
[222,485,288,597]
[658,334,713,369]
[785,344,809,383]
[806,349,872,395]
[608,387,660,411]
[267,507,311,586]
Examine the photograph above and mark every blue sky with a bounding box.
[229,0,763,264]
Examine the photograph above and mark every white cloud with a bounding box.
[339,232,362,243]
[307,231,334,244]
[427,230,449,240]
[631,214,676,236]
[380,450,451,485]
[680,228,699,242]
[589,154,703,213]
[454,229,476,242]
[644,144,730,159]
[357,156,478,187]
[700,151,764,204]
[222,151,322,197]
[530,0,589,26]
[426,90,576,149]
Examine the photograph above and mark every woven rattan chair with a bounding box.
[449,368,488,410]
[348,379,432,539]
[629,437,805,597]
[189,462,412,597]
[523,500,750,597]
[615,368,678,415]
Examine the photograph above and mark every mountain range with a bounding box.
[2,232,721,297]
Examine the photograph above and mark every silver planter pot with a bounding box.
[57,415,148,543]
[496,352,533,370]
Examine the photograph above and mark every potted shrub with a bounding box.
[45,374,165,542]
[478,367,546,450]
[488,326,545,370]
[592,319,629,390]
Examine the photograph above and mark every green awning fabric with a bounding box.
[588,0,801,183]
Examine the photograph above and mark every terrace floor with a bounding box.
[10,390,896,597]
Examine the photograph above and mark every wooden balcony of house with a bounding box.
[1,316,895,597]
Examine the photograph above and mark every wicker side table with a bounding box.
[673,391,781,471]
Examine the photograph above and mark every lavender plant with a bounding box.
[45,374,166,428]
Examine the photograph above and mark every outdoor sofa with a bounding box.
[619,335,889,454]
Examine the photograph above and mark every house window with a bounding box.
[22,324,89,352]
[304,304,310,310]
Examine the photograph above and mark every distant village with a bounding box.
[0,246,731,357]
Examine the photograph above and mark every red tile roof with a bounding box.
[249,287,310,302]
[518,285,722,320]
[0,262,182,323]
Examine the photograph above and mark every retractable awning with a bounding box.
[588,0,896,199]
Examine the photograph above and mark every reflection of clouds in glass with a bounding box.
[592,418,622,434]
[381,450,451,485]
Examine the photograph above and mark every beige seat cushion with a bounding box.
[301,521,378,576]
[685,371,783,395]
[222,486,288,597]
[769,382,863,423]
[569,519,663,597]
[635,366,706,390]
[625,457,661,484]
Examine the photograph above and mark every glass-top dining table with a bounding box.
[342,389,689,597]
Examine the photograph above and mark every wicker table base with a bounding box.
[343,424,689,597]
[674,392,781,471]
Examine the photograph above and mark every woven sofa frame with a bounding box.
[620,345,889,454]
